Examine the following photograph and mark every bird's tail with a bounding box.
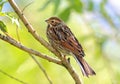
[74,56,96,77]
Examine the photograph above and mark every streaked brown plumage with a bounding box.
[45,17,96,77]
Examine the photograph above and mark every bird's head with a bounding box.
[45,17,62,26]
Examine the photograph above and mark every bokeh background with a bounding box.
[0,0,120,84]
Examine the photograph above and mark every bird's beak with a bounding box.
[45,19,48,23]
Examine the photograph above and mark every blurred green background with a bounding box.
[0,0,120,84]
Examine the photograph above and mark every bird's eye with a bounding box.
[51,20,54,23]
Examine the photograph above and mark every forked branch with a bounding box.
[6,0,83,84]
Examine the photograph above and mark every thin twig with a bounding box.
[16,25,21,42]
[16,1,33,42]
[29,54,53,84]
[22,0,34,12]
[22,2,52,84]
[0,68,28,84]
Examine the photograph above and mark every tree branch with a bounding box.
[0,34,61,65]
[7,0,83,84]
[8,0,59,58]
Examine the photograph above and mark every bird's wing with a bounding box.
[55,25,85,57]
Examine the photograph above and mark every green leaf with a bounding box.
[0,1,7,11]
[0,21,7,32]
[88,0,94,11]
[58,7,71,22]
[70,0,83,13]
[0,3,4,11]
[0,12,5,16]
[53,0,60,14]
[0,0,2,2]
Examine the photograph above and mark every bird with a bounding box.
[45,17,96,77]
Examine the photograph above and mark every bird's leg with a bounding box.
[62,55,71,64]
